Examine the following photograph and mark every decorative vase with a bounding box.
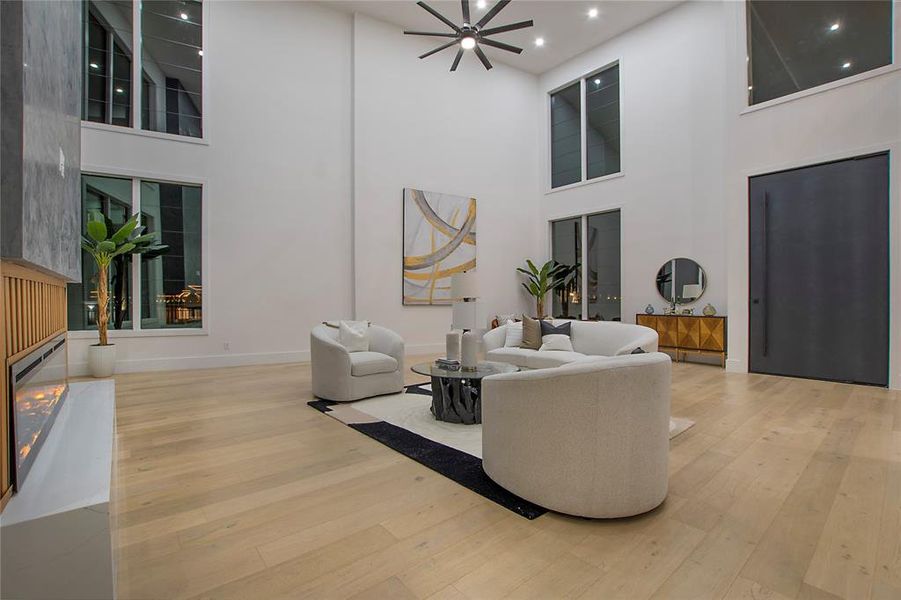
[703,303,717,316]
[461,331,478,371]
[446,331,461,361]
[645,304,655,315]
[88,344,116,378]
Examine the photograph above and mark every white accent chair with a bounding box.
[482,319,658,369]
[310,324,404,402]
[481,352,672,518]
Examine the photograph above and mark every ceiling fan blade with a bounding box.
[474,45,493,70]
[479,19,533,36]
[419,38,461,59]
[416,1,461,33]
[450,47,464,71]
[462,0,470,24]
[404,30,459,37]
[475,0,511,29]
[478,37,522,54]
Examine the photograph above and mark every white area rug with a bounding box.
[329,390,695,460]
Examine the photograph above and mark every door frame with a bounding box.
[745,150,901,388]
[739,144,898,388]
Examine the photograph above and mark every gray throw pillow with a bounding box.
[540,320,572,337]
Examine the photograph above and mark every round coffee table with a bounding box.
[411,361,520,425]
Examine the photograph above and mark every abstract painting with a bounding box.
[403,188,476,305]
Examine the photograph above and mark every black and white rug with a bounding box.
[307,385,694,520]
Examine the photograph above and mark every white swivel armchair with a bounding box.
[310,324,405,402]
[481,352,672,518]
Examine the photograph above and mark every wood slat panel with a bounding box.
[0,260,69,507]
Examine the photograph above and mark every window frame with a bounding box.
[68,165,209,340]
[80,0,209,145]
[546,59,623,194]
[740,0,900,114]
[547,207,623,321]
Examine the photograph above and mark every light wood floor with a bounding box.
[111,356,901,600]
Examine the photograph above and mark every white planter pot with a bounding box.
[88,344,117,378]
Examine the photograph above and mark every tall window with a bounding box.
[550,218,581,319]
[587,211,621,321]
[549,63,621,189]
[82,0,203,138]
[141,1,203,137]
[139,181,203,328]
[747,1,893,105]
[550,210,621,321]
[68,175,134,331]
[67,175,203,332]
[83,4,133,126]
[550,83,582,189]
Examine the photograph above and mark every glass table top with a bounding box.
[411,361,520,380]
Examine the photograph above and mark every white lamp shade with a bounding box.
[682,284,702,300]
[451,271,479,300]
[452,301,480,330]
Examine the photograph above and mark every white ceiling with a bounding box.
[327,0,681,74]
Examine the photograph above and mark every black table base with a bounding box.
[430,375,482,424]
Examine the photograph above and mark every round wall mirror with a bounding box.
[655,258,706,305]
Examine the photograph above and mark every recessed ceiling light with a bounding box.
[460,36,476,50]
[115,87,124,93]
[534,37,544,47]
[476,0,486,9]
[829,22,840,31]
[588,8,599,18]
[89,62,99,69]
[180,12,188,20]
[842,61,851,69]
[594,78,601,85]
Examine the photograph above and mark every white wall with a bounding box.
[73,1,354,373]
[723,1,901,388]
[537,1,728,324]
[73,3,542,372]
[536,0,901,388]
[352,14,541,352]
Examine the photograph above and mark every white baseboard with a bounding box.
[68,342,448,376]
[68,349,311,377]
[725,358,747,373]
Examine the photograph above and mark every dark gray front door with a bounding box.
[749,153,890,386]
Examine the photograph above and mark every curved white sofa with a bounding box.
[482,352,672,518]
[483,319,658,369]
[310,324,404,402]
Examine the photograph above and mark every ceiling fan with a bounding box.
[404,0,534,71]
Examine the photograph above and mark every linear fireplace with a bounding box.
[9,334,68,488]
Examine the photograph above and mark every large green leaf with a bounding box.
[128,233,158,246]
[110,242,135,257]
[86,219,108,243]
[526,259,539,275]
[98,240,116,253]
[110,214,139,244]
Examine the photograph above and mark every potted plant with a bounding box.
[81,211,167,377]
[517,259,578,318]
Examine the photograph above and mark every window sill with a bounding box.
[742,63,900,115]
[81,121,209,146]
[545,171,624,195]
[68,328,208,340]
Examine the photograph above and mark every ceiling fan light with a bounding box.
[461,36,476,50]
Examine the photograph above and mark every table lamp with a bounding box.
[451,271,480,370]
